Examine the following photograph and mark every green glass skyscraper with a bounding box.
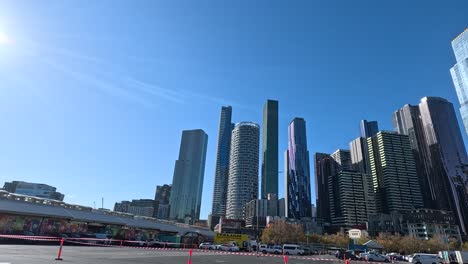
[261,99,279,199]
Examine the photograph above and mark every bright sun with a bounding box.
[0,32,10,44]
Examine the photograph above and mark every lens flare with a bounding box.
[0,32,10,44]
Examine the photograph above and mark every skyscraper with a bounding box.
[226,122,260,220]
[367,131,423,213]
[261,100,279,199]
[418,96,468,234]
[350,137,371,174]
[211,106,233,217]
[315,153,336,223]
[393,104,434,208]
[285,118,312,219]
[315,151,376,229]
[360,120,379,138]
[450,28,468,136]
[169,129,208,222]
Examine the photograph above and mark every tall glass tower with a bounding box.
[261,99,279,199]
[418,97,468,234]
[285,118,312,219]
[226,122,260,220]
[450,28,468,136]
[211,106,233,217]
[169,129,208,222]
[360,120,379,138]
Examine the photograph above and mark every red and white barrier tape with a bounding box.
[0,234,387,262]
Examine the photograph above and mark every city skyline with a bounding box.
[0,2,467,220]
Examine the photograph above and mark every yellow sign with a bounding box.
[214,233,249,245]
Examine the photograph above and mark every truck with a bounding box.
[214,233,250,251]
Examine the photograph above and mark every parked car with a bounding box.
[366,253,390,262]
[409,254,442,264]
[146,239,163,247]
[199,243,216,250]
[337,251,358,260]
[301,247,313,256]
[267,245,283,255]
[259,244,268,254]
[219,244,239,252]
[283,244,304,255]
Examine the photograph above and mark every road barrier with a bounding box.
[55,238,64,261]
[0,234,393,263]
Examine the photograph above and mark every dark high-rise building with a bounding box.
[261,100,279,199]
[211,106,234,217]
[226,122,260,220]
[367,131,424,213]
[315,153,336,223]
[418,96,468,234]
[315,152,376,229]
[169,129,208,222]
[328,170,376,228]
[285,118,312,219]
[155,184,171,205]
[360,120,379,138]
[393,104,435,209]
[450,29,468,136]
[330,149,352,171]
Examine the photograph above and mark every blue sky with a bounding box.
[0,1,467,219]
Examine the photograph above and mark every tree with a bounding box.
[261,221,306,244]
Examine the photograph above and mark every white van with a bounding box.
[409,253,442,264]
[282,244,304,255]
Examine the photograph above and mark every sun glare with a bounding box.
[0,32,10,44]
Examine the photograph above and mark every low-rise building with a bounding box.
[368,209,462,242]
[3,181,64,201]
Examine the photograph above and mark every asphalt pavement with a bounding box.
[0,245,342,264]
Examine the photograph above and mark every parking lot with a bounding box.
[0,245,343,264]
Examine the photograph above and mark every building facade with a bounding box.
[368,209,462,242]
[3,181,64,201]
[226,122,260,220]
[244,193,279,228]
[169,129,208,222]
[418,97,468,234]
[155,184,171,206]
[314,153,335,223]
[330,149,352,171]
[328,170,376,228]
[393,104,435,209]
[261,100,279,199]
[285,118,312,219]
[367,131,424,213]
[350,137,372,174]
[211,106,233,217]
[114,199,158,218]
[450,28,468,136]
[360,120,379,138]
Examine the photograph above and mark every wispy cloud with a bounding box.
[42,58,154,108]
[126,77,253,110]
[18,38,252,110]
[127,78,186,104]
